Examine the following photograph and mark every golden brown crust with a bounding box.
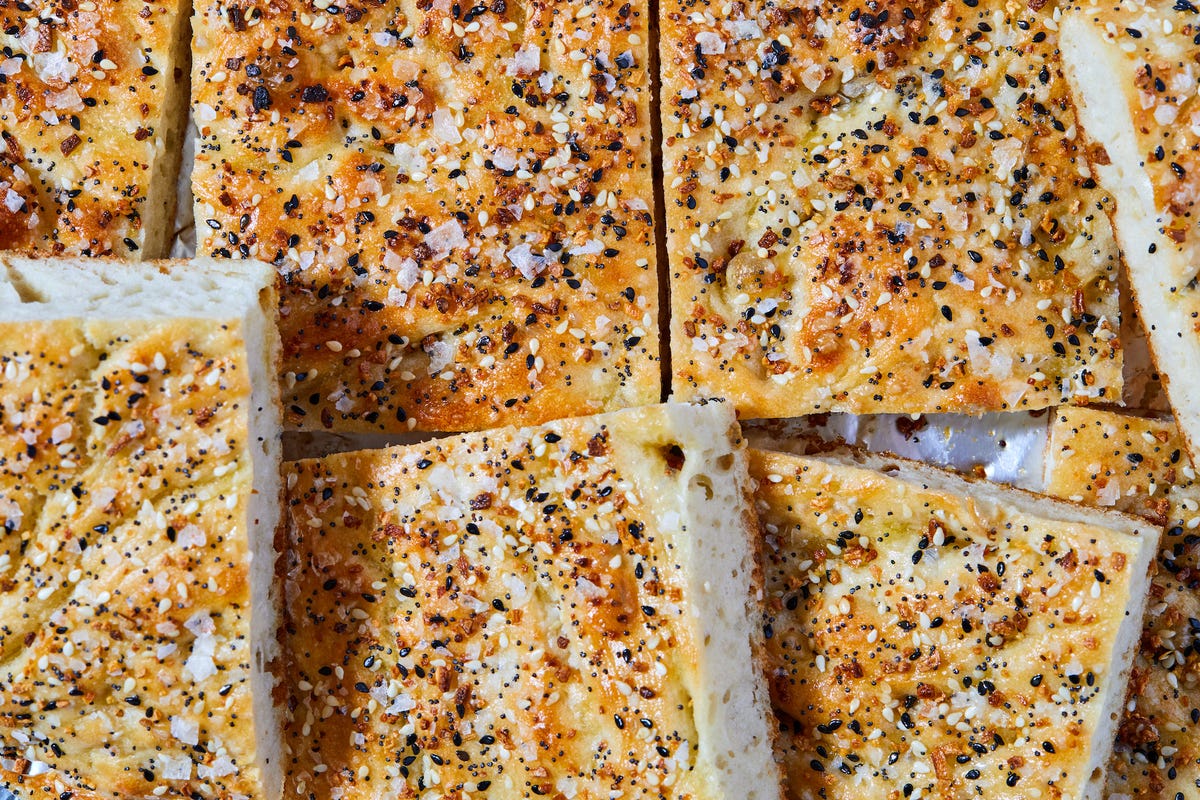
[0,296,269,798]
[0,0,188,257]
[192,0,659,433]
[1045,407,1193,526]
[751,449,1151,800]
[282,402,778,800]
[1045,406,1200,798]
[661,0,1122,417]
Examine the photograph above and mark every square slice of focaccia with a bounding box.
[282,402,781,800]
[0,258,284,800]
[0,0,189,257]
[750,449,1158,800]
[191,0,659,434]
[661,1,1123,418]
[1062,2,1200,462]
[1045,406,1200,798]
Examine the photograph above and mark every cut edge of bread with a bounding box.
[139,4,193,259]
[243,278,286,800]
[799,448,1158,800]
[0,256,274,321]
[657,402,783,800]
[0,256,286,800]
[1060,13,1200,463]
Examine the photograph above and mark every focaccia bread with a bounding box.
[751,449,1157,800]
[662,1,1123,418]
[0,0,189,257]
[282,402,781,800]
[191,0,659,433]
[1045,406,1200,798]
[1045,407,1198,528]
[1062,1,1200,461]
[0,258,284,799]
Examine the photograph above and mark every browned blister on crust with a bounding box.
[1045,407,1200,798]
[750,449,1156,800]
[661,1,1122,417]
[192,0,659,433]
[0,0,189,257]
[282,402,781,800]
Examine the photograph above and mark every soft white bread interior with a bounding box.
[1060,11,1200,460]
[0,256,285,800]
[813,449,1159,800]
[0,257,273,321]
[637,403,781,800]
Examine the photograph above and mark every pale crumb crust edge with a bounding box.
[657,402,783,800]
[0,256,275,321]
[245,281,286,800]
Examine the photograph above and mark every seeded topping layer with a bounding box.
[192,0,658,433]
[1072,1,1200,263]
[662,1,1122,417]
[1045,407,1200,798]
[0,316,263,798]
[1046,408,1198,530]
[0,0,187,257]
[283,403,763,799]
[751,450,1147,800]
